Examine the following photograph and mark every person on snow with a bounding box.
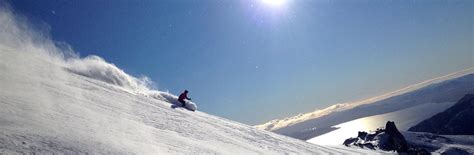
[178,90,191,107]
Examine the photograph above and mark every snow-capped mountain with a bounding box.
[257,69,474,140]
[0,5,381,154]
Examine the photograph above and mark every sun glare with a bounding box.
[261,0,286,6]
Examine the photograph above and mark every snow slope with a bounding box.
[403,132,474,154]
[0,4,379,154]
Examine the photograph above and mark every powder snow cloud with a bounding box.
[0,2,154,94]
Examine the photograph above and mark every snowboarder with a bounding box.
[178,90,191,107]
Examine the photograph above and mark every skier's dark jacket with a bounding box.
[178,93,190,103]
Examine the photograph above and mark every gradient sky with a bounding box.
[10,0,473,125]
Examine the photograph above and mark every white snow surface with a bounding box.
[0,4,380,154]
[403,132,474,154]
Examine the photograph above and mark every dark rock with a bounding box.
[365,131,377,141]
[343,137,358,146]
[385,121,409,152]
[365,133,378,141]
[357,131,368,140]
[342,121,426,154]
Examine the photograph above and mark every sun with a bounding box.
[261,0,286,6]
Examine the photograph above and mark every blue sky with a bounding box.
[10,0,472,125]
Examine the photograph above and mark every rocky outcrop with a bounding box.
[382,121,409,152]
[409,94,474,135]
[343,121,429,154]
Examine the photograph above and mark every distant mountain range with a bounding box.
[409,94,474,135]
[256,70,474,140]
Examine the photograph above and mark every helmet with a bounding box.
[184,90,188,93]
